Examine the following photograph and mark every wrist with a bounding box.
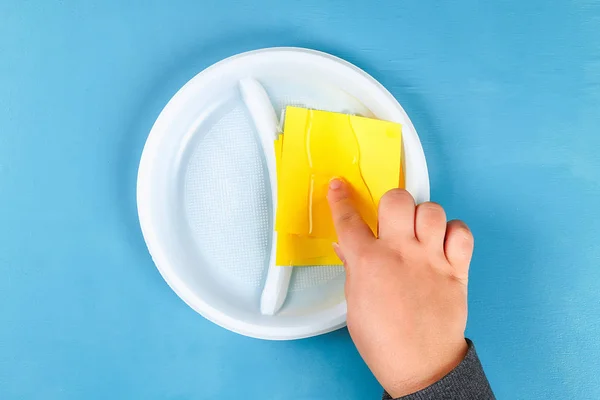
[385,339,468,398]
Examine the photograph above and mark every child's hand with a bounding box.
[327,179,473,398]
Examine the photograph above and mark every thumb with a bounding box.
[327,179,375,260]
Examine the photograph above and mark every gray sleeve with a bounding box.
[382,339,495,400]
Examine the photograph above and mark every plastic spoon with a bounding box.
[239,78,292,316]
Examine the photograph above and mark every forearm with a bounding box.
[382,340,494,400]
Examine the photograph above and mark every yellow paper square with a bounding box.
[276,107,402,240]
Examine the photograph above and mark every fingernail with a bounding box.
[332,242,346,263]
[329,178,343,190]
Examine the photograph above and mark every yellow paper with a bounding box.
[276,107,402,240]
[276,233,342,266]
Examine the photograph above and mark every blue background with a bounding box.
[1,1,599,399]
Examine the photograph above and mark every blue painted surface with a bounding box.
[1,1,599,399]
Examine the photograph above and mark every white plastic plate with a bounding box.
[137,48,430,340]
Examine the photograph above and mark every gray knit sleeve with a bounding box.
[382,339,495,400]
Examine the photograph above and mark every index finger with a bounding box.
[327,179,375,258]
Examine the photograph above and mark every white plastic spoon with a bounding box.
[239,78,292,316]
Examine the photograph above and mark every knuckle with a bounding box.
[380,188,414,209]
[450,220,473,239]
[338,209,361,226]
[417,202,447,223]
[418,201,445,215]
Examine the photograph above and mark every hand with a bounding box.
[327,179,473,397]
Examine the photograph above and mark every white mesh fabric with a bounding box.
[183,104,344,292]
